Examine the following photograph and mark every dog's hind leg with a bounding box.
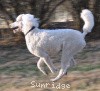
[51,56,71,81]
[50,56,71,82]
[37,58,47,75]
[50,42,72,82]
[70,57,76,67]
[64,57,76,75]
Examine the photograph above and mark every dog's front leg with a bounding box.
[42,54,57,74]
[35,49,57,74]
[37,58,47,75]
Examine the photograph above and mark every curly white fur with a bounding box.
[10,9,94,82]
[81,9,94,37]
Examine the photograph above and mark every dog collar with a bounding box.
[25,26,35,36]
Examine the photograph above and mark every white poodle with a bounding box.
[10,9,94,82]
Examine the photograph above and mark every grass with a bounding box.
[77,83,87,89]
[69,64,100,72]
[1,58,99,78]
[0,40,100,91]
[0,63,100,77]
[0,63,40,77]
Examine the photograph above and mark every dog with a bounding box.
[10,9,94,82]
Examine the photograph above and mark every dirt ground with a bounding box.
[0,39,100,91]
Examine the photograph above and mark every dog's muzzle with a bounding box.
[11,26,19,30]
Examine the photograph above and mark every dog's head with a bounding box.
[10,14,39,34]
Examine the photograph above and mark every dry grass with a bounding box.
[0,40,100,91]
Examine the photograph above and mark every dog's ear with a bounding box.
[16,14,24,21]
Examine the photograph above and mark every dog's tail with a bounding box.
[81,9,94,37]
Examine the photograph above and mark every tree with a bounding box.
[0,0,99,41]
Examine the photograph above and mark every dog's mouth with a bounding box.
[11,26,19,30]
[10,26,20,33]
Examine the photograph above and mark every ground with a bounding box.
[0,39,100,91]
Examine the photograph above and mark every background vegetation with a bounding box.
[0,0,100,44]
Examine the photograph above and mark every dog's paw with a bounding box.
[50,78,57,82]
[50,76,60,82]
